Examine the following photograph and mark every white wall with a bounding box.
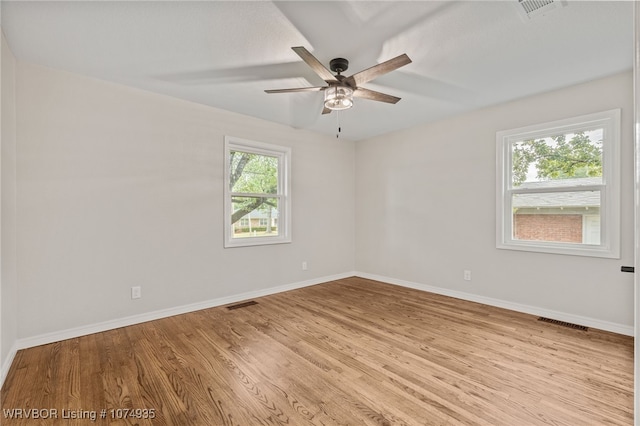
[15,61,355,340]
[356,71,635,332]
[6,57,635,360]
[1,32,18,383]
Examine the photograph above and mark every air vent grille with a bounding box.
[538,317,588,331]
[517,0,566,20]
[520,0,554,14]
[226,301,258,310]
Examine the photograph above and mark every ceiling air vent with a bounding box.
[516,0,566,20]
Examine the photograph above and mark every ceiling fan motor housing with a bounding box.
[329,58,349,74]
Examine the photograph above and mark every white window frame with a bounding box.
[224,136,291,248]
[496,109,620,258]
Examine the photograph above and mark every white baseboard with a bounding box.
[0,342,18,389]
[16,272,356,351]
[355,271,634,336]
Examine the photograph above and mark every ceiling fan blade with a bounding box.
[292,46,338,83]
[346,54,412,87]
[265,86,326,94]
[353,87,401,104]
[322,107,332,115]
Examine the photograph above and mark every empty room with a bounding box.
[0,1,638,425]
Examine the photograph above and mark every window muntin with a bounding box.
[224,137,291,248]
[496,109,620,258]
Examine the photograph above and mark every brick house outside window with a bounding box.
[512,177,600,245]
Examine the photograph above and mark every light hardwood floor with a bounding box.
[1,277,634,425]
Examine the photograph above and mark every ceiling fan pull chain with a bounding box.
[336,111,342,138]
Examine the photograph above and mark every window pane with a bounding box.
[231,196,279,239]
[229,151,278,194]
[512,191,600,244]
[511,129,603,187]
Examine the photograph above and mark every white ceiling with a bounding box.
[0,1,633,141]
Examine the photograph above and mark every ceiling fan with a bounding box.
[265,46,412,114]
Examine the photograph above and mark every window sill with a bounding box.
[497,240,619,259]
[224,236,292,249]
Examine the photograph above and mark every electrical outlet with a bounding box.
[302,261,308,271]
[463,270,472,281]
[131,286,142,299]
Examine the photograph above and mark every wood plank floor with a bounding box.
[1,277,634,425]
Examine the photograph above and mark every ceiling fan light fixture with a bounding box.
[324,86,353,111]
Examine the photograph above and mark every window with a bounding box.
[496,109,620,258]
[224,136,291,248]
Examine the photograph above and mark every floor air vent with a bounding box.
[538,317,588,331]
[226,301,258,310]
